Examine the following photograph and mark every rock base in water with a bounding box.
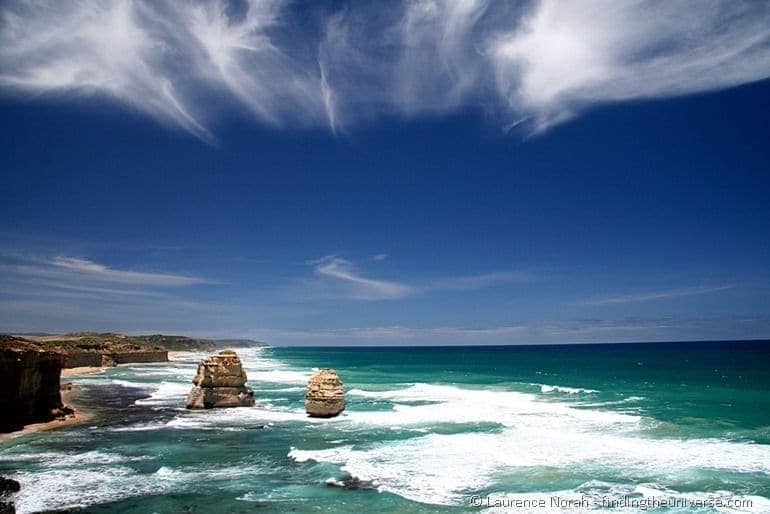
[305,368,345,418]
[186,350,254,409]
[0,476,19,514]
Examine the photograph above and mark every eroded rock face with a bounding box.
[0,336,68,433]
[186,350,254,409]
[305,368,345,418]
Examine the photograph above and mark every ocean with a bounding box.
[2,341,769,513]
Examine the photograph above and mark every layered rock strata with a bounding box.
[186,350,255,409]
[63,349,167,368]
[305,368,345,418]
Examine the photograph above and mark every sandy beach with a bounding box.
[61,366,104,377]
[168,351,187,360]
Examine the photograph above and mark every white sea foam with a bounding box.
[580,396,646,408]
[538,384,598,394]
[248,369,312,385]
[108,421,170,432]
[12,461,271,514]
[0,450,152,467]
[13,466,145,514]
[129,366,195,381]
[483,483,770,514]
[162,404,320,431]
[110,379,149,388]
[347,383,638,428]
[134,381,191,406]
[290,428,770,506]
[265,386,305,393]
[293,382,770,506]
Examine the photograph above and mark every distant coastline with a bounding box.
[278,338,770,349]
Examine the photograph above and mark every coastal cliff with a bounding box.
[19,333,169,368]
[63,349,168,368]
[0,336,70,432]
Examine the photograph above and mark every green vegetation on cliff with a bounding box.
[214,338,269,348]
[133,334,218,351]
[38,332,157,351]
[12,332,269,353]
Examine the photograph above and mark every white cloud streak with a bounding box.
[0,254,220,331]
[312,256,413,300]
[4,256,212,287]
[580,285,736,306]
[309,255,531,300]
[50,257,211,286]
[1,1,768,138]
[0,256,213,290]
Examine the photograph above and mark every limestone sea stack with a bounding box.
[305,368,345,417]
[186,350,255,409]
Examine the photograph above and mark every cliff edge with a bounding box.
[0,335,72,433]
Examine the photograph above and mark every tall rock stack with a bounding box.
[186,350,255,409]
[305,368,345,418]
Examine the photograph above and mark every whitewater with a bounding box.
[1,342,769,513]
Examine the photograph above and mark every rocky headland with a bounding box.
[0,336,73,433]
[1,331,255,433]
[305,368,345,418]
[186,350,255,409]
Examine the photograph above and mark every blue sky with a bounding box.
[1,0,770,345]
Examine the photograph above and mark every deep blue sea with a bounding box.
[2,342,770,513]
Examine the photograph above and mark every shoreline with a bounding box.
[61,365,105,377]
[0,386,92,441]
[3,356,190,442]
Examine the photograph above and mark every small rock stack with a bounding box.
[305,368,345,417]
[186,350,255,409]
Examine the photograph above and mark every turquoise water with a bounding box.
[1,342,769,513]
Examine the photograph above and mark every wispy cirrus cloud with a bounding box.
[0,254,215,309]
[3,256,212,287]
[307,255,532,301]
[490,0,770,132]
[579,285,737,306]
[48,257,211,286]
[1,0,769,139]
[312,256,413,300]
[0,253,221,332]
